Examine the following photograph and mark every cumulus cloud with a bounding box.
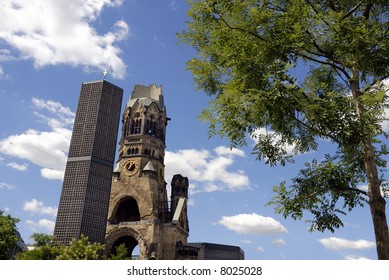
[344,255,370,260]
[250,128,298,155]
[256,246,265,253]
[318,237,375,250]
[218,213,288,235]
[23,199,58,217]
[6,162,28,171]
[26,219,55,233]
[0,129,69,172]
[40,168,64,180]
[0,98,73,180]
[0,182,16,190]
[271,238,287,246]
[165,146,249,193]
[0,0,128,79]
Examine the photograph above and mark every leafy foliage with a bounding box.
[107,243,132,260]
[55,235,104,260]
[180,0,389,258]
[269,155,368,232]
[30,233,53,247]
[0,210,20,260]
[16,233,61,260]
[16,234,134,260]
[16,234,103,260]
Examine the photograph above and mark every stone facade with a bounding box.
[105,85,194,259]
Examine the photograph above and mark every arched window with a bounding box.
[115,197,140,222]
[145,117,157,136]
[131,119,142,134]
[123,116,131,137]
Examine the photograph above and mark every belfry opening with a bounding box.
[114,197,140,223]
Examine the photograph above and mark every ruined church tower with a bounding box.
[105,85,195,259]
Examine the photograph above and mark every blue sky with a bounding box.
[0,0,387,260]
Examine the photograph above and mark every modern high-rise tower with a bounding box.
[54,80,123,245]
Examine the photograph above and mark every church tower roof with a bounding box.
[126,84,165,110]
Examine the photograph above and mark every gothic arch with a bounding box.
[105,227,147,259]
[109,196,141,223]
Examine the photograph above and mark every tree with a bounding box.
[16,233,62,260]
[0,210,20,259]
[30,233,53,247]
[56,235,104,260]
[107,243,132,260]
[179,0,389,259]
[16,234,104,260]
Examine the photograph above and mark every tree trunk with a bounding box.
[363,140,389,259]
[351,72,389,259]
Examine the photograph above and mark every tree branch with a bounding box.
[341,1,364,20]
[218,14,266,42]
[299,53,351,80]
[285,111,339,143]
[331,185,369,197]
[304,30,333,59]
[363,1,373,20]
[362,75,389,93]
[304,0,331,27]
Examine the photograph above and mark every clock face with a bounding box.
[124,160,139,176]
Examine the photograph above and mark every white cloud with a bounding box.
[40,168,64,180]
[165,146,250,194]
[271,238,287,246]
[358,183,387,198]
[344,255,370,260]
[239,240,252,244]
[23,199,58,217]
[6,162,28,171]
[218,213,288,235]
[187,199,195,206]
[250,128,298,155]
[256,246,265,253]
[168,0,179,10]
[0,0,128,79]
[0,129,69,171]
[0,182,16,190]
[0,98,73,180]
[26,219,55,233]
[318,237,375,250]
[214,146,246,157]
[32,98,75,127]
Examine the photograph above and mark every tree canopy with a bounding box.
[0,210,20,259]
[16,233,130,260]
[179,0,389,259]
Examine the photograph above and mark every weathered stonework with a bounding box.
[105,84,194,259]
